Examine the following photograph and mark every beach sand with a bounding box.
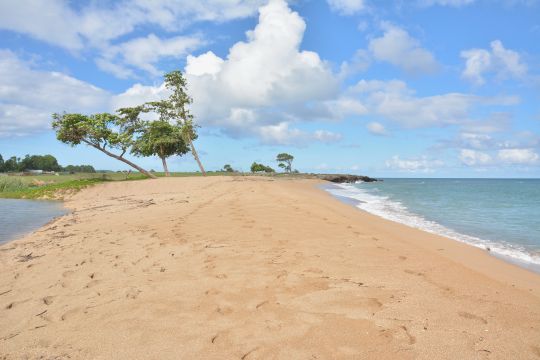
[1,176,539,359]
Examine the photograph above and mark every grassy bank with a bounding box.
[0,173,147,199]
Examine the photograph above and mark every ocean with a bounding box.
[0,199,67,244]
[324,178,540,272]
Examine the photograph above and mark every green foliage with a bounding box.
[250,162,275,173]
[19,154,61,172]
[64,165,96,173]
[0,154,3,172]
[276,153,294,173]
[52,112,139,152]
[132,120,189,159]
[0,177,26,192]
[223,164,235,172]
[3,156,19,172]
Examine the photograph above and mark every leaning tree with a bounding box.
[146,70,206,175]
[52,112,157,179]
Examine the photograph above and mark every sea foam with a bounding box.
[325,183,540,271]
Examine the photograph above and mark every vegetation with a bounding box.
[250,162,275,173]
[52,112,158,178]
[223,164,235,172]
[0,153,95,173]
[146,70,206,175]
[131,120,189,176]
[276,153,294,173]
[52,70,205,178]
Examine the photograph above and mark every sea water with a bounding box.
[0,199,67,244]
[324,179,540,272]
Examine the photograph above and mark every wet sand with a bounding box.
[1,176,539,359]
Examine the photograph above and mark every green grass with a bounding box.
[0,170,294,200]
[0,172,147,199]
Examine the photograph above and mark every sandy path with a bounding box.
[0,176,539,359]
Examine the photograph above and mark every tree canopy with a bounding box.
[52,112,156,178]
[51,70,203,177]
[251,162,275,173]
[276,153,294,173]
[0,153,95,173]
[131,119,190,176]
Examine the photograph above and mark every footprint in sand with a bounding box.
[458,311,488,324]
[43,296,54,305]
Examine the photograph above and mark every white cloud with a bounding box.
[0,0,265,51]
[498,148,539,164]
[368,23,438,74]
[117,0,340,145]
[313,130,343,143]
[460,149,492,166]
[185,51,224,77]
[459,133,494,149]
[366,122,388,136]
[342,79,517,128]
[461,40,527,85]
[348,80,474,128]
[327,0,367,15]
[0,0,266,78]
[98,34,204,78]
[256,122,342,146]
[386,155,444,172]
[0,50,109,136]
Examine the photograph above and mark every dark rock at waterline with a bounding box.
[315,174,381,183]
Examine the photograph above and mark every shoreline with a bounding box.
[1,176,539,359]
[321,182,540,275]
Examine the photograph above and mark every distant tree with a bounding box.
[223,164,235,172]
[52,112,157,179]
[0,154,4,172]
[20,154,61,172]
[250,162,275,173]
[64,165,96,173]
[146,71,206,175]
[276,153,294,173]
[131,119,189,176]
[3,156,19,172]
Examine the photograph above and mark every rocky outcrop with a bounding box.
[315,174,381,183]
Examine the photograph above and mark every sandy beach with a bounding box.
[1,176,539,359]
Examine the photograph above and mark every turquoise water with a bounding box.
[325,179,540,271]
[0,199,67,244]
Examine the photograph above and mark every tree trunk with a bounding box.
[83,140,157,179]
[161,156,170,177]
[188,136,206,176]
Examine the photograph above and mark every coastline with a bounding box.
[1,176,539,359]
[321,182,540,275]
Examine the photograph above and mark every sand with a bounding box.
[0,176,539,359]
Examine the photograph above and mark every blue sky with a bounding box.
[0,0,539,177]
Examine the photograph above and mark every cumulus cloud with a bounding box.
[368,23,438,74]
[461,40,527,85]
[460,149,492,166]
[116,0,341,145]
[327,0,367,15]
[0,50,109,136]
[498,148,539,164]
[366,122,388,136]
[385,155,444,172]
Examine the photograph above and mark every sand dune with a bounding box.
[1,176,539,359]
